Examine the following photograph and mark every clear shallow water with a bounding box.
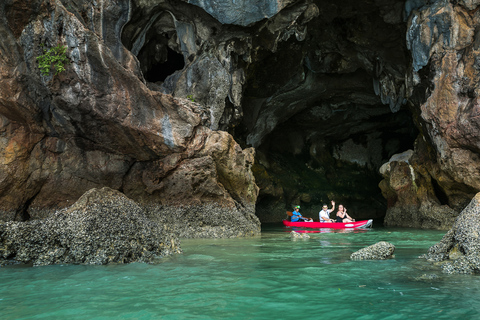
[1,225,479,319]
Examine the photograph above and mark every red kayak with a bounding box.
[283,219,373,229]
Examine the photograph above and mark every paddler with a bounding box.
[291,206,312,222]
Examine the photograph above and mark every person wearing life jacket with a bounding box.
[291,206,312,222]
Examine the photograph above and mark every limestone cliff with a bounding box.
[0,0,259,237]
[2,0,480,232]
[380,0,480,228]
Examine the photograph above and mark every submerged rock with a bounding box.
[290,231,310,239]
[350,241,395,260]
[422,193,480,274]
[0,188,181,266]
[413,273,439,282]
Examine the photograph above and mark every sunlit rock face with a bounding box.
[0,0,260,237]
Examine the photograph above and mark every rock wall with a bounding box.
[0,0,259,237]
[422,192,480,274]
[379,0,480,228]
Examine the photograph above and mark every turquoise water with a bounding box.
[1,225,479,319]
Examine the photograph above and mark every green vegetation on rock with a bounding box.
[36,44,69,77]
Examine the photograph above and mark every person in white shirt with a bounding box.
[319,200,335,222]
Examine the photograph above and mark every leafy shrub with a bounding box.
[36,44,69,76]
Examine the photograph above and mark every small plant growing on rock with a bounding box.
[36,44,69,77]
[187,94,195,102]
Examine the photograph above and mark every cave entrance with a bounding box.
[238,0,416,223]
[121,11,186,85]
[142,46,185,83]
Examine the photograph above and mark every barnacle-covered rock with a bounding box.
[0,187,181,266]
[351,241,395,260]
[422,193,480,274]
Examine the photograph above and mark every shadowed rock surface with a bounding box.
[422,193,480,274]
[351,241,395,260]
[0,187,181,266]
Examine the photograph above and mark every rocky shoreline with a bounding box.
[421,193,480,274]
[0,186,261,266]
[0,188,183,266]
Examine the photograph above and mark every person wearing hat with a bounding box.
[319,200,335,222]
[291,205,312,222]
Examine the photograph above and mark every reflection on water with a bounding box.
[1,224,479,319]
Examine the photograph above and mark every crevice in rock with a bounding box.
[14,191,40,222]
[431,177,449,206]
[141,44,185,83]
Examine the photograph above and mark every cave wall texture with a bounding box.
[1,0,480,232]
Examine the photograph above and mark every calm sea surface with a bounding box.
[1,224,479,319]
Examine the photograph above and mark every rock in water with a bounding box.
[0,188,181,266]
[422,193,480,274]
[351,241,395,260]
[290,231,310,239]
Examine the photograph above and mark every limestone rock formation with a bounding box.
[351,241,395,260]
[379,148,459,229]
[0,0,260,237]
[0,187,181,266]
[378,0,480,227]
[422,193,480,274]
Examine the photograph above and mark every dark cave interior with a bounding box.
[142,46,185,83]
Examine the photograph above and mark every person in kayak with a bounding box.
[291,206,312,222]
[336,204,355,222]
[319,200,336,222]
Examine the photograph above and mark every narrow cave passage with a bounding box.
[142,46,185,83]
[121,9,186,85]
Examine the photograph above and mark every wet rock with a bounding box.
[350,241,395,260]
[290,231,310,239]
[379,141,460,229]
[413,273,439,282]
[422,193,480,274]
[146,204,260,239]
[0,187,181,266]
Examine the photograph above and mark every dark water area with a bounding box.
[1,224,479,319]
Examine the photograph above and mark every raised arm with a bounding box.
[344,208,355,221]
